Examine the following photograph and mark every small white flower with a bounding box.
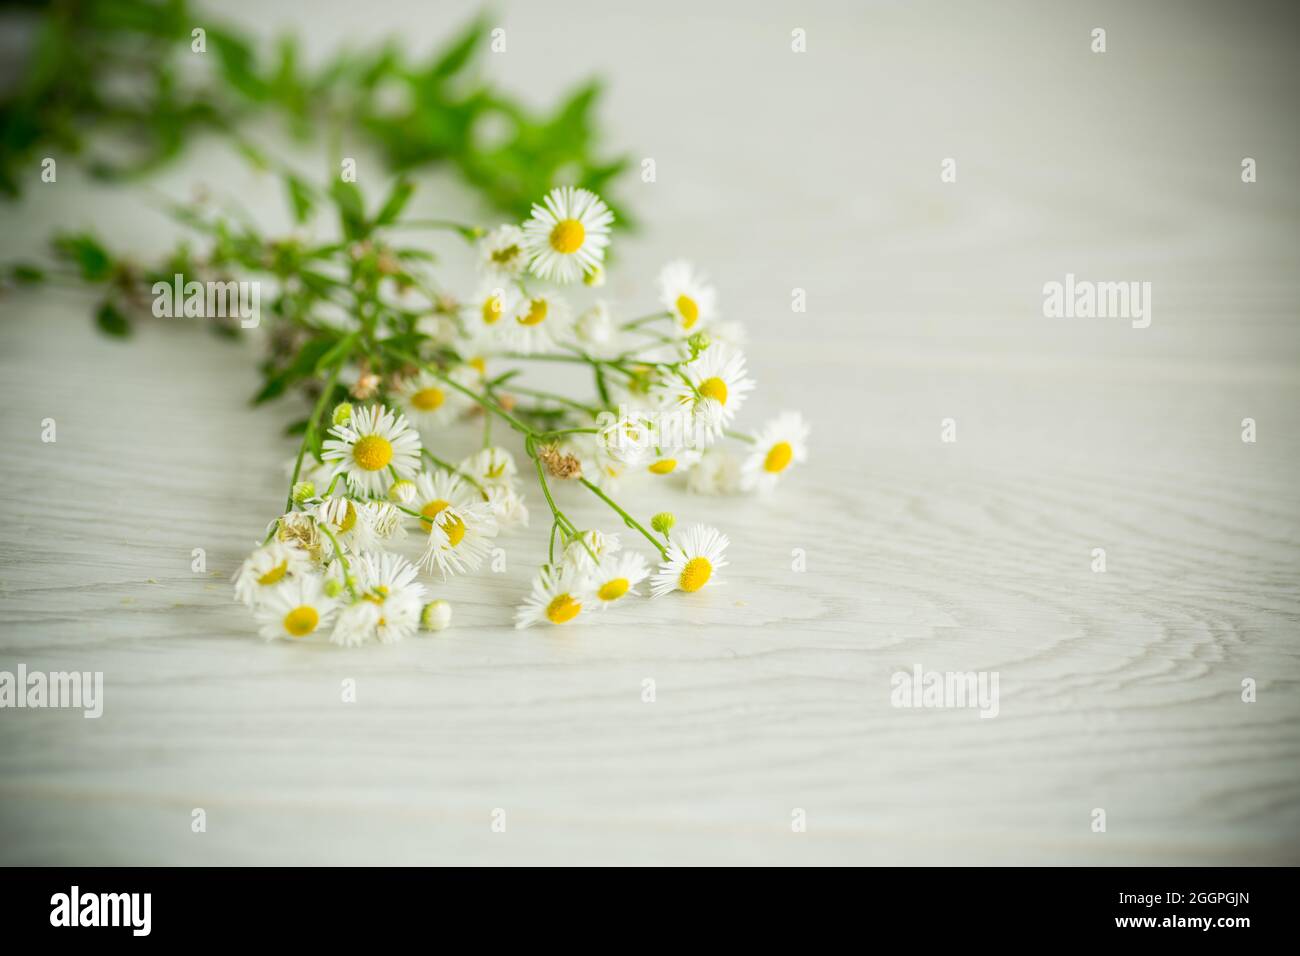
[315,496,376,553]
[392,368,472,432]
[590,551,650,607]
[574,300,622,357]
[598,412,657,465]
[459,446,519,489]
[514,564,593,629]
[364,500,406,540]
[687,448,742,496]
[253,574,337,641]
[465,281,520,341]
[477,224,528,280]
[644,448,702,477]
[521,186,614,284]
[504,290,572,355]
[331,551,426,646]
[741,412,809,493]
[658,344,755,443]
[233,542,312,608]
[561,530,621,573]
[484,484,529,530]
[651,524,729,597]
[414,471,500,579]
[321,404,421,496]
[658,260,717,336]
[271,511,326,563]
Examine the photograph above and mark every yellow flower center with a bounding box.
[364,585,390,604]
[648,458,677,475]
[597,578,629,602]
[482,295,503,325]
[469,357,487,375]
[549,219,585,254]
[697,377,728,405]
[679,557,712,592]
[338,502,357,533]
[257,560,288,586]
[282,605,319,637]
[546,593,582,624]
[352,435,393,471]
[676,294,699,329]
[420,499,466,545]
[518,298,548,326]
[764,441,794,473]
[411,386,445,411]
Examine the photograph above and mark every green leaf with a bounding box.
[329,178,367,240]
[374,178,414,226]
[11,264,45,283]
[315,331,358,373]
[285,175,315,224]
[94,300,131,337]
[53,233,112,282]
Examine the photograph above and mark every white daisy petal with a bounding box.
[650,524,729,597]
[521,187,614,284]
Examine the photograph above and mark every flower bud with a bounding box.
[332,402,353,426]
[421,599,452,632]
[651,511,676,535]
[583,265,606,288]
[291,481,316,504]
[387,479,416,505]
[687,331,710,355]
[324,578,344,599]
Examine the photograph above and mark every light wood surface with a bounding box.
[1,0,1297,865]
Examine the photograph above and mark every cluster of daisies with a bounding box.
[233,186,808,643]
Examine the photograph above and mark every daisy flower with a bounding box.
[414,471,499,579]
[561,530,621,573]
[477,224,528,281]
[321,404,421,496]
[504,290,572,355]
[573,301,622,357]
[272,511,326,563]
[521,186,614,284]
[332,551,426,646]
[658,260,717,335]
[364,500,406,541]
[686,448,742,495]
[465,282,520,341]
[254,574,337,642]
[651,524,730,597]
[459,445,519,489]
[232,542,313,608]
[741,412,810,493]
[315,496,376,553]
[644,447,703,477]
[514,564,593,629]
[597,411,657,465]
[659,344,755,443]
[484,484,529,530]
[589,551,650,607]
[392,367,473,432]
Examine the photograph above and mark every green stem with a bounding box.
[285,351,349,513]
[421,448,485,495]
[317,522,357,599]
[725,429,757,444]
[577,477,668,560]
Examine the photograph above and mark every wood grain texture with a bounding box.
[1,0,1298,864]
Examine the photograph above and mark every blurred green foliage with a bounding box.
[0,0,631,222]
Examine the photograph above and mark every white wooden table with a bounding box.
[1,0,1297,865]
